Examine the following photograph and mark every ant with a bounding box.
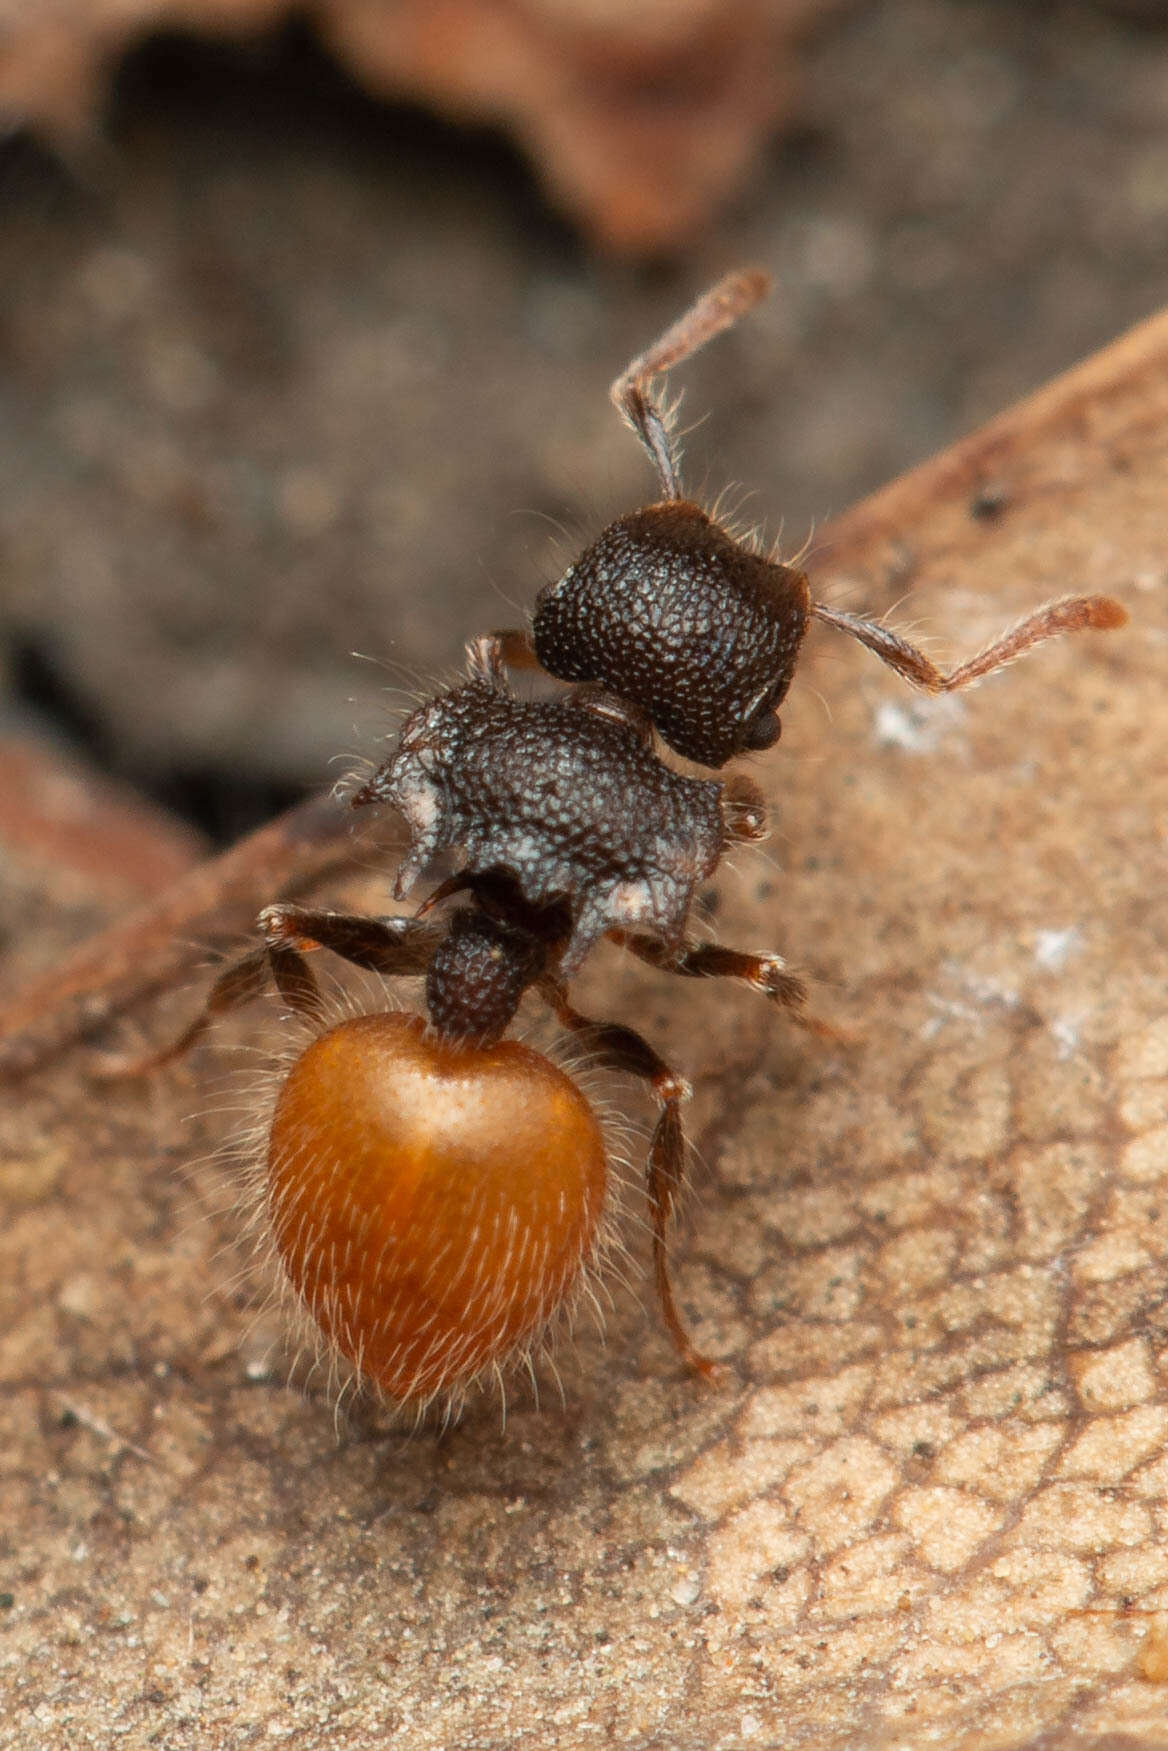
[126,270,1126,1414]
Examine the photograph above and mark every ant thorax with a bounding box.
[354,666,734,972]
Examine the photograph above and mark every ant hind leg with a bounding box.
[539,980,719,1381]
[96,946,275,1078]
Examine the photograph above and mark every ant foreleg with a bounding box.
[539,981,718,1381]
[478,628,540,677]
[812,594,1127,693]
[611,269,772,501]
[101,906,442,1077]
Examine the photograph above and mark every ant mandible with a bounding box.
[131,270,1126,1414]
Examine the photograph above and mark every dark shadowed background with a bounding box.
[3,0,1168,840]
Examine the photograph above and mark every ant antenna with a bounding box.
[610,269,772,501]
[812,595,1127,693]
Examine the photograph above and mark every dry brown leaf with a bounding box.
[1,311,1166,1747]
[0,0,837,250]
[0,0,291,132]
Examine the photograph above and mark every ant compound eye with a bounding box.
[743,712,782,752]
[266,1012,608,1404]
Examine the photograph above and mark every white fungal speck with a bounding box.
[922,961,1022,1038]
[1034,926,1083,972]
[872,694,965,754]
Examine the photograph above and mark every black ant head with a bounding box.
[532,499,811,767]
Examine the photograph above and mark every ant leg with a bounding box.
[611,269,772,501]
[465,631,532,687]
[610,932,808,1017]
[104,907,442,1076]
[539,980,717,1381]
[479,629,540,674]
[97,946,275,1076]
[413,871,477,918]
[608,931,846,1044]
[255,904,443,978]
[722,773,769,845]
[812,595,1127,693]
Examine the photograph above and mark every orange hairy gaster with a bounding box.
[266,1013,608,1402]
